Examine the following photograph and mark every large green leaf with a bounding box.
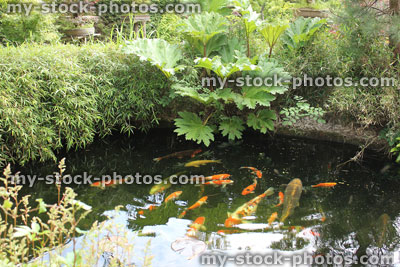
[172,83,213,105]
[232,0,260,57]
[237,87,276,109]
[179,12,228,47]
[187,34,227,57]
[123,39,184,78]
[218,37,247,63]
[210,88,239,103]
[219,116,245,140]
[242,59,291,95]
[259,23,289,54]
[174,112,215,146]
[233,1,260,35]
[195,55,259,79]
[247,110,277,134]
[243,7,260,34]
[282,17,327,51]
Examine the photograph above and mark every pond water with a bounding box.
[21,130,400,266]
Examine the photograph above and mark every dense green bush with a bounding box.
[326,0,400,142]
[155,13,183,44]
[276,6,399,108]
[0,43,170,166]
[250,0,294,22]
[272,0,400,152]
[0,13,60,45]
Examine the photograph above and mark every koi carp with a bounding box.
[185,160,222,168]
[240,167,262,179]
[186,217,206,237]
[179,196,208,218]
[241,179,257,195]
[312,183,337,188]
[275,192,284,207]
[153,149,202,162]
[165,191,183,203]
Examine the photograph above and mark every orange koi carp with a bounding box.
[240,167,262,179]
[241,179,257,195]
[153,149,202,162]
[192,174,231,184]
[268,212,278,225]
[164,191,183,203]
[91,179,125,188]
[224,217,243,228]
[186,217,206,237]
[275,192,284,207]
[179,196,208,218]
[204,174,231,181]
[312,183,337,188]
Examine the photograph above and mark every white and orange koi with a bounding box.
[179,196,208,218]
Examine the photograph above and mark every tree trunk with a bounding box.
[390,0,400,13]
[389,0,400,57]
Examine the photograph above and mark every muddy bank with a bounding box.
[274,118,387,152]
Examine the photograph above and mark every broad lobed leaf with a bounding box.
[123,39,184,78]
[219,116,245,140]
[247,110,277,134]
[174,112,215,146]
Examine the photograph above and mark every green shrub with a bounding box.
[274,28,342,104]
[0,43,170,166]
[329,85,400,127]
[155,13,183,44]
[0,13,60,45]
[250,0,294,23]
[334,0,398,77]
[325,0,400,131]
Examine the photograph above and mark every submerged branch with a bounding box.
[336,137,379,169]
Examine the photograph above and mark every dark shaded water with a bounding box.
[20,130,400,266]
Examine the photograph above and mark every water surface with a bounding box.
[21,130,400,266]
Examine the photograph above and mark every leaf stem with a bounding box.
[203,112,214,125]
